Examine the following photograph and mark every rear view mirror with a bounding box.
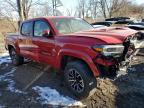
[42,29,50,37]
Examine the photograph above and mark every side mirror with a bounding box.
[42,29,50,37]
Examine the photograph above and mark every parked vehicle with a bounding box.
[5,16,143,98]
[91,20,133,28]
[91,21,113,27]
[129,22,144,26]
[127,24,144,29]
[127,24,144,40]
[92,25,107,28]
[114,20,134,25]
[105,17,130,21]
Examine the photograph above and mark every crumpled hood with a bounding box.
[65,27,138,44]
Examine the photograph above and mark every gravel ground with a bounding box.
[0,51,144,108]
[83,54,144,108]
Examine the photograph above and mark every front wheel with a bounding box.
[9,48,24,66]
[64,61,97,99]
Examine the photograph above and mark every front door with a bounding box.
[32,20,56,65]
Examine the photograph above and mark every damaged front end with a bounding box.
[93,32,144,77]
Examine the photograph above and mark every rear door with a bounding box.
[18,21,36,59]
[32,20,56,65]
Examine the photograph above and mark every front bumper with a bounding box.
[94,40,144,77]
[118,40,144,75]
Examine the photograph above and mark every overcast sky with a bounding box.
[136,0,144,4]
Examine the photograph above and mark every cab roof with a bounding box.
[22,16,74,23]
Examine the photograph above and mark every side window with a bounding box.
[34,20,50,37]
[21,22,33,36]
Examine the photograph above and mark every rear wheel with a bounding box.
[64,61,97,99]
[9,48,24,66]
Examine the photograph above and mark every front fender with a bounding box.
[56,49,100,76]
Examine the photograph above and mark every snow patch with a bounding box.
[128,67,136,72]
[116,66,128,77]
[0,68,24,94]
[33,86,85,107]
[0,53,11,65]
[0,105,5,108]
[0,52,9,57]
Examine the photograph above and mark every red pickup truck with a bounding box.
[5,16,143,98]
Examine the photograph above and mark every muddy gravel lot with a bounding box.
[0,51,144,108]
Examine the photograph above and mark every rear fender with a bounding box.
[7,43,20,54]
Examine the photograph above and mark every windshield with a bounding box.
[50,18,93,34]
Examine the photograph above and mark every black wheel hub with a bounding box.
[10,50,17,64]
[67,69,84,93]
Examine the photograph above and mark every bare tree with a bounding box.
[34,0,63,16]
[66,8,73,16]
[16,0,39,21]
[76,0,87,18]
[98,0,130,18]
[0,0,40,32]
[0,12,17,32]
[87,0,99,18]
[0,0,18,31]
[17,0,24,21]
[51,0,63,16]
[129,3,144,19]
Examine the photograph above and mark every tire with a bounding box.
[9,48,24,66]
[64,61,97,99]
